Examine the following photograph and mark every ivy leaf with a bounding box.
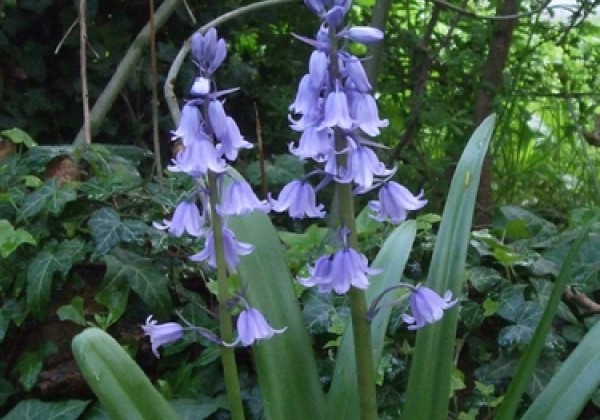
[498,302,543,350]
[120,219,150,244]
[170,398,223,419]
[3,399,89,420]
[88,208,150,256]
[302,291,336,334]
[88,208,122,257]
[26,250,60,318]
[103,249,172,318]
[19,179,77,219]
[54,238,86,276]
[497,284,527,322]
[12,342,57,391]
[0,219,36,258]
[1,128,37,148]
[95,284,130,327]
[56,297,86,326]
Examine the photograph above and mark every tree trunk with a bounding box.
[473,0,520,226]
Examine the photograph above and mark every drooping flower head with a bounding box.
[269,179,326,219]
[402,286,457,330]
[142,315,185,358]
[226,306,287,347]
[297,227,381,294]
[153,199,205,237]
[217,178,270,216]
[368,181,428,224]
[190,226,254,273]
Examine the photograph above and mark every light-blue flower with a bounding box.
[402,286,457,330]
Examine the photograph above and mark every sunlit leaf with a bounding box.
[0,219,36,258]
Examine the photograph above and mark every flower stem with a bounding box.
[207,172,246,420]
[336,181,378,420]
[329,20,378,420]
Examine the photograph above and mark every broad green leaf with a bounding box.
[356,205,380,235]
[302,291,337,334]
[88,208,149,256]
[88,208,122,256]
[403,115,496,420]
[1,128,37,148]
[3,399,89,420]
[53,238,86,276]
[500,205,558,243]
[26,250,60,318]
[0,219,36,257]
[57,297,86,326]
[80,162,143,201]
[119,219,150,244]
[95,284,130,327]
[102,145,155,166]
[103,249,172,318]
[12,342,57,391]
[229,212,325,420]
[475,353,558,400]
[246,154,304,187]
[19,179,77,219]
[468,266,504,292]
[170,398,223,419]
[325,221,417,419]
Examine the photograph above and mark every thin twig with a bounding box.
[150,0,163,184]
[431,0,553,21]
[254,102,267,198]
[72,0,182,146]
[55,18,79,54]
[164,0,300,125]
[80,0,91,146]
[182,0,197,24]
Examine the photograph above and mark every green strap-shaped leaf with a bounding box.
[325,221,417,419]
[403,115,496,419]
[72,327,179,420]
[520,315,600,420]
[228,212,325,420]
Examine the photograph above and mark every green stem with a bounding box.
[336,181,378,420]
[207,172,245,420]
[327,17,377,419]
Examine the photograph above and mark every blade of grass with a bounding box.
[403,115,496,419]
[496,217,596,420]
[325,221,417,419]
[228,212,325,420]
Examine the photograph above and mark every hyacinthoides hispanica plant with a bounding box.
[71,1,497,419]
[145,28,288,419]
